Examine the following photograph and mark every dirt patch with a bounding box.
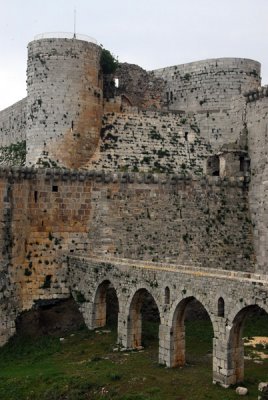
[244,336,268,359]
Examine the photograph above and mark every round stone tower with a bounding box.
[153,58,261,112]
[26,33,103,168]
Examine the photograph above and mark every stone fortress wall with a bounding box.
[0,35,267,386]
[89,111,213,175]
[0,98,27,147]
[0,50,262,161]
[244,90,268,274]
[152,58,261,111]
[152,58,261,149]
[0,168,255,343]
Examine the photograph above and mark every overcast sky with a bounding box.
[1,0,268,110]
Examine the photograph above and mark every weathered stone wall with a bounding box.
[87,175,254,271]
[0,98,27,146]
[152,58,260,112]
[246,92,268,274]
[0,177,19,345]
[115,63,165,110]
[26,38,103,168]
[152,58,260,150]
[7,169,93,309]
[89,111,213,175]
[89,109,249,178]
[0,169,255,314]
[190,96,246,150]
[0,168,92,311]
[0,280,17,346]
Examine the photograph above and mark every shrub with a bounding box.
[101,48,118,74]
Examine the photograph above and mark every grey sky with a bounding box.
[1,0,268,110]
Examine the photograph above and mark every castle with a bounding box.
[0,33,267,387]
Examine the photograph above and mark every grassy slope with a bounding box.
[0,316,267,400]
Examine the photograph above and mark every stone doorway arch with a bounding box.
[227,304,267,384]
[169,296,214,367]
[126,288,160,349]
[92,280,119,329]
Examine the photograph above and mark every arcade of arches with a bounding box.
[68,256,268,388]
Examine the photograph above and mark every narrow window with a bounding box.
[218,297,225,317]
[34,190,38,203]
[165,287,170,304]
[114,78,119,88]
[185,132,188,141]
[240,156,244,172]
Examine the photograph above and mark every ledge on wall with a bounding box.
[0,166,250,188]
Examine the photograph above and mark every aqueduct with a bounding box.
[67,255,268,388]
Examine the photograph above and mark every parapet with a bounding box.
[33,32,98,44]
[153,57,261,76]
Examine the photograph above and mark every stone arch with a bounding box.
[168,296,214,367]
[126,287,161,349]
[227,304,267,384]
[168,292,213,328]
[126,283,163,323]
[228,300,268,325]
[92,279,119,329]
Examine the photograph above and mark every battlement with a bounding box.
[244,86,268,102]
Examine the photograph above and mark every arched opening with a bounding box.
[228,305,268,384]
[218,297,225,317]
[127,289,160,352]
[92,280,119,329]
[165,287,170,305]
[207,155,219,176]
[170,297,214,368]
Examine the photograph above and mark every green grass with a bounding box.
[0,316,267,399]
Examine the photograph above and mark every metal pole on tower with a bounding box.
[73,8,76,39]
